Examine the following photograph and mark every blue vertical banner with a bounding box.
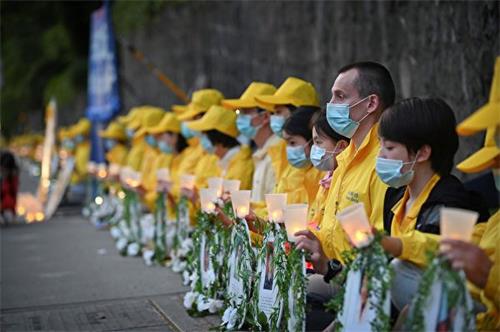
[86,0,120,163]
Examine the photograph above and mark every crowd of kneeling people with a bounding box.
[74,60,498,330]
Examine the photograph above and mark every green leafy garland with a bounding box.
[405,253,475,331]
[325,232,393,332]
[286,243,307,332]
[173,196,189,253]
[152,191,167,264]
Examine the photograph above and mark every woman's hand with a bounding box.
[294,230,329,275]
[181,187,198,205]
[214,205,234,227]
[440,239,493,289]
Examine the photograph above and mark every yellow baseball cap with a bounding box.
[186,105,238,138]
[177,89,224,121]
[148,112,181,134]
[255,77,319,110]
[68,118,91,137]
[457,57,500,136]
[133,107,167,138]
[127,106,165,130]
[118,107,142,125]
[222,82,277,110]
[457,126,500,173]
[171,104,188,115]
[100,121,126,141]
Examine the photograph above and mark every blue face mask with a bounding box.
[146,134,157,147]
[63,139,75,150]
[270,115,286,137]
[375,157,417,188]
[310,144,336,171]
[326,96,370,138]
[126,128,135,139]
[158,141,173,154]
[200,134,215,154]
[104,139,117,150]
[74,134,84,144]
[236,114,259,139]
[181,122,197,139]
[286,144,311,168]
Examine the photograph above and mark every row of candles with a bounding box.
[90,161,480,246]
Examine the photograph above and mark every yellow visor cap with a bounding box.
[171,104,188,115]
[99,122,126,140]
[177,89,224,121]
[148,113,181,134]
[186,105,238,138]
[457,57,500,136]
[119,107,142,125]
[255,77,319,110]
[222,82,277,110]
[457,126,500,173]
[133,107,166,138]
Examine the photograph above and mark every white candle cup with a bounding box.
[284,204,308,242]
[222,179,240,194]
[207,177,224,197]
[231,190,251,219]
[87,161,97,174]
[180,174,196,190]
[109,163,121,176]
[120,166,133,183]
[200,188,218,214]
[265,193,288,223]
[156,168,171,182]
[127,171,142,188]
[440,207,478,242]
[336,203,373,248]
[97,163,107,179]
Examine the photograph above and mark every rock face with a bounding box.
[118,1,499,177]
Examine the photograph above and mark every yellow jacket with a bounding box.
[105,144,128,165]
[216,146,254,190]
[308,178,330,230]
[143,152,173,212]
[389,174,441,267]
[126,139,146,171]
[274,164,323,206]
[267,139,288,179]
[473,210,499,330]
[169,138,204,200]
[316,124,388,262]
[195,153,220,189]
[71,141,90,184]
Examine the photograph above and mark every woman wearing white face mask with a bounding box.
[376,97,490,312]
[308,113,349,230]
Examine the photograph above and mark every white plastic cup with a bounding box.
[222,179,240,194]
[284,204,308,242]
[336,203,373,248]
[109,163,121,176]
[180,174,196,190]
[200,188,218,213]
[440,207,478,242]
[231,190,251,219]
[265,193,288,223]
[207,177,224,197]
[127,170,142,188]
[156,168,171,182]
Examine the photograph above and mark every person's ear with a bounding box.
[335,139,349,152]
[259,112,270,126]
[416,145,432,163]
[366,94,381,114]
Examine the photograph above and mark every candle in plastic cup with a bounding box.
[109,163,121,176]
[200,188,218,214]
[207,177,224,197]
[120,166,132,183]
[97,163,107,179]
[336,203,373,248]
[284,204,308,242]
[156,168,171,182]
[180,174,196,190]
[87,161,97,174]
[440,207,478,242]
[265,193,287,223]
[231,190,251,219]
[222,179,240,194]
[127,171,142,188]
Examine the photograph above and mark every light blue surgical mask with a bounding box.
[74,134,84,144]
[326,96,370,138]
[104,139,117,150]
[270,115,286,137]
[63,139,75,150]
[310,144,336,171]
[375,157,417,188]
[200,134,215,154]
[493,168,500,192]
[181,122,197,139]
[286,144,311,168]
[158,141,173,154]
[146,134,157,147]
[126,128,135,139]
[236,114,259,139]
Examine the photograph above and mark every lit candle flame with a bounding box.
[237,206,248,218]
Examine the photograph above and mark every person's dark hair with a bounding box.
[283,106,321,143]
[379,97,458,176]
[313,111,350,143]
[206,130,240,148]
[174,132,188,152]
[338,61,396,110]
[1,150,19,178]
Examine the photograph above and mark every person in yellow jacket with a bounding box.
[67,118,91,184]
[186,105,254,190]
[440,57,500,331]
[177,89,224,191]
[100,121,128,167]
[222,82,278,202]
[307,113,350,230]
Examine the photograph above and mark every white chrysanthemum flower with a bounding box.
[182,270,191,286]
[222,306,239,330]
[127,242,140,256]
[183,291,197,309]
[142,249,154,266]
[208,299,224,314]
[116,238,128,251]
[110,227,121,239]
[196,295,210,312]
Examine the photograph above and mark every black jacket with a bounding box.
[383,175,490,235]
